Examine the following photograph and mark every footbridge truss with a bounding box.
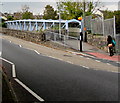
[5,19,82,32]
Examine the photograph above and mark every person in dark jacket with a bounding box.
[107,35,114,56]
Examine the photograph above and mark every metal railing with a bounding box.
[45,31,80,50]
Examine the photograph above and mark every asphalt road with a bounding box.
[1,38,119,102]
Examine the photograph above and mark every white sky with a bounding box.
[0,0,120,15]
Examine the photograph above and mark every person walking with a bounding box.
[107,35,115,56]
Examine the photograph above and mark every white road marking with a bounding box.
[82,66,89,69]
[116,61,120,64]
[66,61,73,64]
[24,48,34,51]
[57,58,63,61]
[47,55,74,64]
[34,50,40,55]
[12,64,16,78]
[107,63,111,65]
[19,45,22,47]
[86,58,90,59]
[95,60,101,62]
[80,56,83,58]
[48,56,57,59]
[0,51,1,57]
[14,78,44,102]
[47,55,64,61]
[0,57,16,77]
[66,50,95,58]
[0,57,13,65]
[9,41,11,43]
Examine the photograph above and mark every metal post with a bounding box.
[24,21,26,30]
[19,21,22,30]
[102,16,104,36]
[16,22,18,30]
[29,21,32,31]
[80,32,83,52]
[83,0,85,41]
[59,1,61,39]
[35,21,38,31]
[113,16,116,39]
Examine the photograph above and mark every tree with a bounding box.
[22,11,34,19]
[0,17,7,28]
[43,5,58,20]
[57,0,100,20]
[113,11,120,34]
[21,5,30,13]
[14,12,22,20]
[21,5,34,19]
[7,15,14,20]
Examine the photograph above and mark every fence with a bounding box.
[115,34,120,53]
[45,31,80,50]
[91,17,103,35]
[84,16,116,37]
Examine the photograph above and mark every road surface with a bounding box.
[1,38,119,102]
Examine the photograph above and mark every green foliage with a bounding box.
[22,11,34,19]
[114,11,120,34]
[43,5,58,20]
[57,0,96,20]
[103,10,114,19]
[7,16,14,20]
[103,10,120,34]
[0,18,7,28]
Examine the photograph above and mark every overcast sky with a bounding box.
[0,0,120,15]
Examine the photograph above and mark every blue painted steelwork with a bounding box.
[5,19,82,32]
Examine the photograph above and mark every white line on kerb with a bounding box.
[14,78,44,102]
[34,50,40,55]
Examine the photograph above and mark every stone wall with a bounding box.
[87,34,120,53]
[0,28,44,43]
[87,34,108,52]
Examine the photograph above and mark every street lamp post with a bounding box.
[83,0,85,42]
[59,1,61,39]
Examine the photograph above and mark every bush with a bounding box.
[0,23,7,28]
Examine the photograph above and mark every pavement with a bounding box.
[0,34,119,73]
[81,42,119,62]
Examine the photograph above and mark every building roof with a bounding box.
[0,16,7,20]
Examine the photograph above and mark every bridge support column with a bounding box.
[29,21,32,31]
[35,21,38,31]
